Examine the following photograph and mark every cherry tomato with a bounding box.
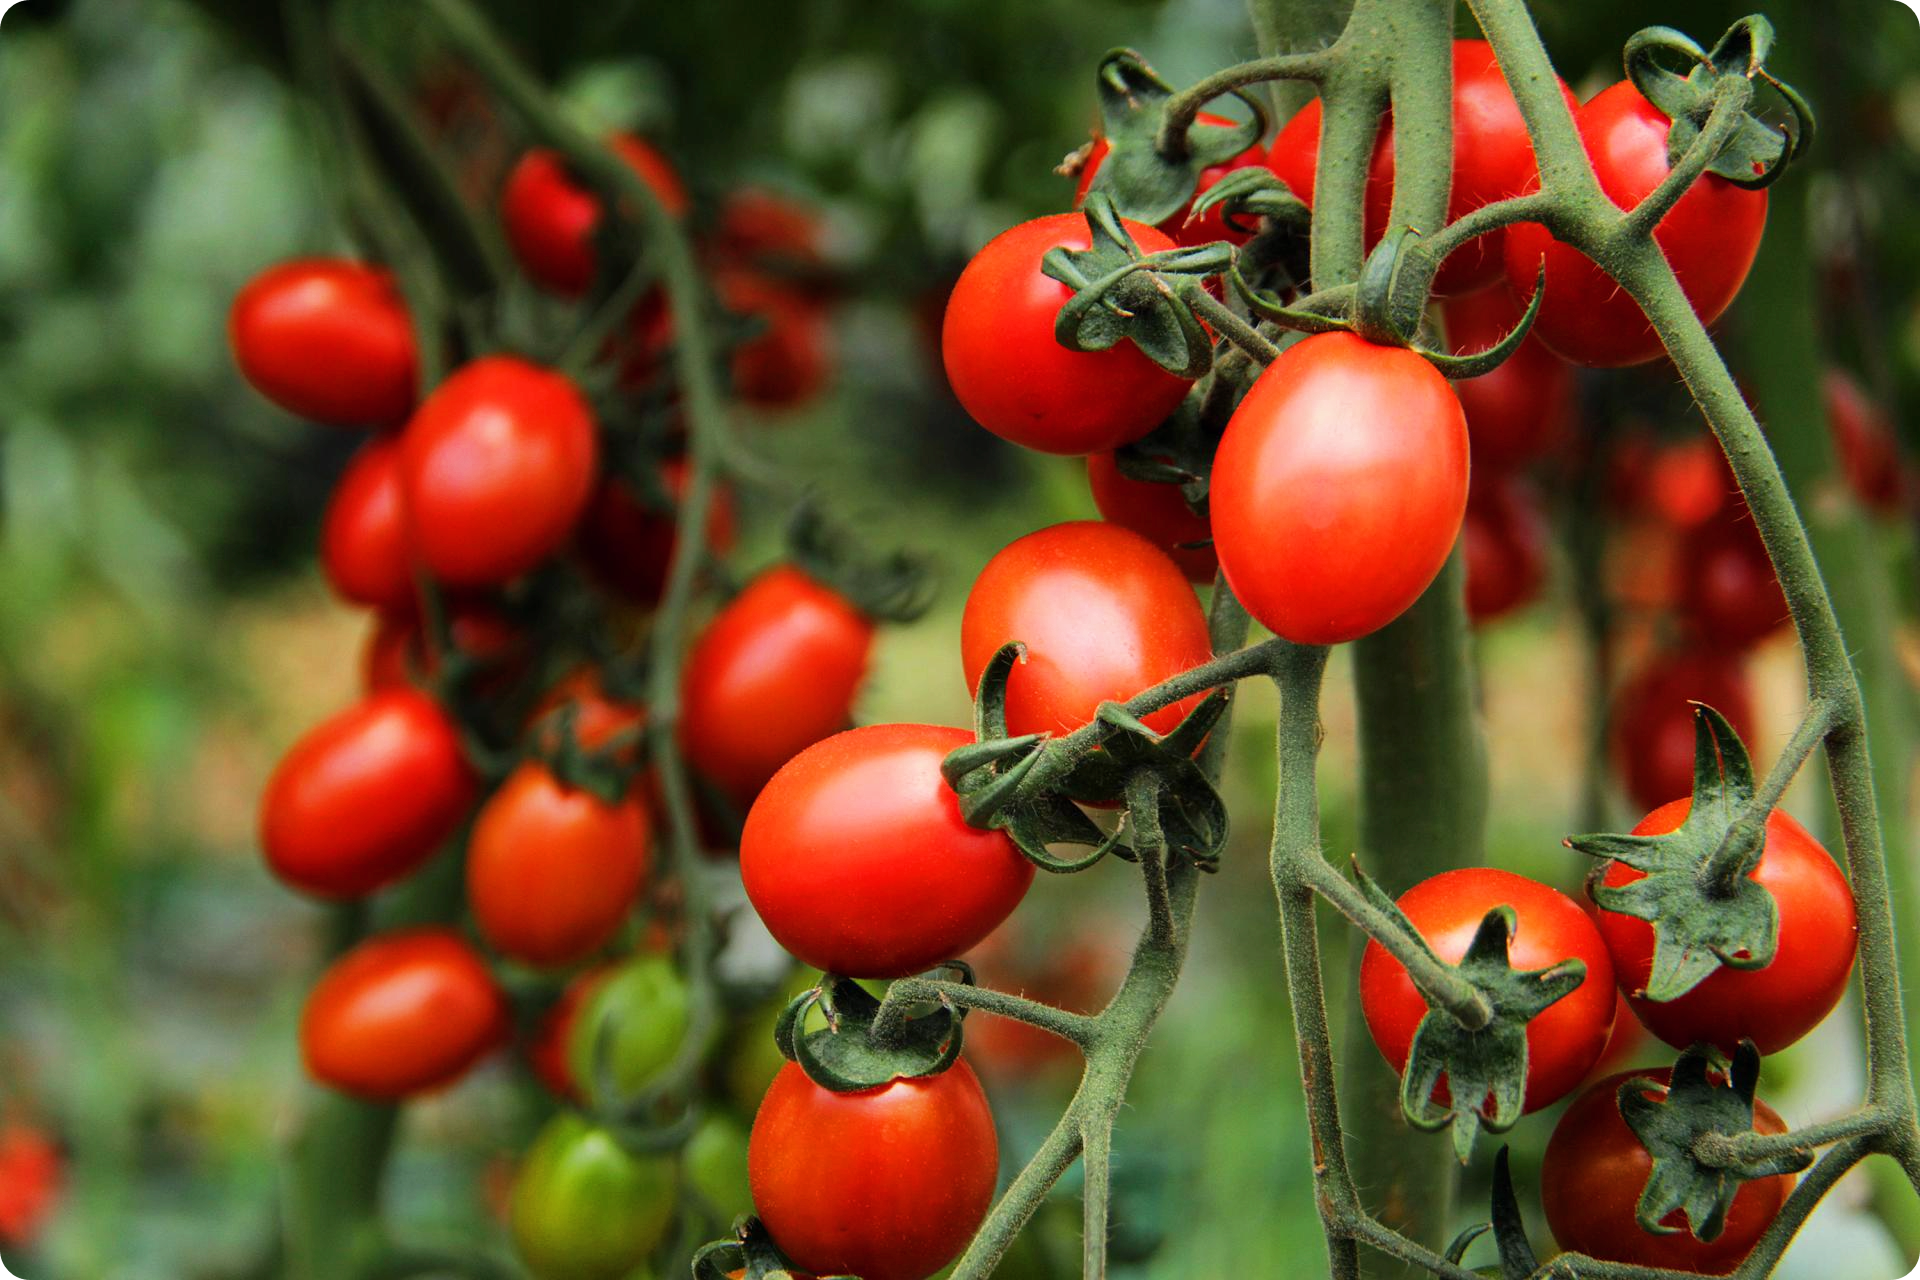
[964,928,1118,1082]
[510,1111,677,1280]
[1360,868,1616,1115]
[680,566,873,805]
[1084,452,1216,582]
[261,689,476,898]
[565,953,692,1107]
[1212,331,1470,645]
[1610,650,1756,814]
[400,356,599,586]
[0,1120,60,1247]
[1626,434,1738,530]
[1676,508,1789,650]
[712,187,826,269]
[742,724,1033,978]
[1596,800,1856,1055]
[1463,473,1549,624]
[361,602,522,694]
[1270,41,1573,295]
[960,521,1212,738]
[1074,111,1270,247]
[300,927,507,1099]
[500,135,689,296]
[1587,988,1656,1080]
[527,965,608,1101]
[750,1059,998,1280]
[1444,286,1573,468]
[941,213,1193,455]
[528,667,647,757]
[1503,81,1768,367]
[229,259,417,426]
[718,267,833,409]
[1543,1069,1792,1273]
[578,459,739,607]
[321,437,414,611]
[1824,368,1905,515]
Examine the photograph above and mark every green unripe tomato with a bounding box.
[567,953,691,1108]
[510,1112,678,1280]
[683,1111,751,1215]
[721,968,822,1113]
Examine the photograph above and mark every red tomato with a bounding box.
[1596,801,1856,1055]
[681,567,873,806]
[321,437,414,611]
[964,929,1117,1081]
[1463,474,1549,624]
[399,356,599,586]
[1624,434,1738,530]
[1359,868,1616,1115]
[1543,1069,1792,1272]
[713,187,825,268]
[1587,989,1655,1080]
[361,602,522,694]
[301,927,507,1099]
[527,966,609,1101]
[750,1059,998,1280]
[1444,286,1573,468]
[1824,368,1905,515]
[578,460,739,606]
[260,689,476,898]
[1270,41,1573,295]
[1211,331,1469,645]
[1503,81,1769,367]
[960,521,1212,739]
[500,135,689,296]
[1084,452,1216,582]
[1609,650,1755,814]
[528,667,647,756]
[741,724,1033,978]
[1074,111,1271,247]
[1676,508,1789,650]
[229,259,417,426]
[717,267,833,409]
[941,213,1193,455]
[0,1121,60,1247]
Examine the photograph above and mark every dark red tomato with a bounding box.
[1084,452,1216,583]
[527,965,609,1101]
[750,1059,998,1280]
[964,928,1118,1081]
[741,724,1033,978]
[681,567,873,806]
[467,762,652,968]
[399,356,599,586]
[717,267,833,409]
[713,187,825,269]
[1676,509,1789,650]
[1444,286,1573,468]
[1543,1070,1792,1273]
[1504,81,1769,367]
[960,521,1212,739]
[1609,649,1755,814]
[1596,801,1856,1055]
[0,1120,60,1247]
[1211,332,1469,645]
[941,213,1193,455]
[1620,434,1737,530]
[1463,474,1549,624]
[229,259,417,426]
[499,135,689,296]
[1824,368,1905,515]
[361,602,521,694]
[260,689,476,898]
[300,927,507,1099]
[1074,111,1271,247]
[321,437,413,611]
[1270,41,1574,295]
[1359,868,1616,1115]
[579,459,739,606]
[615,287,676,392]
[528,667,647,757]
[1587,989,1655,1081]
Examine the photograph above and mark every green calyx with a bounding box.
[1443,1148,1541,1280]
[1568,706,1780,1002]
[693,1215,856,1280]
[1082,49,1267,227]
[1043,194,1225,379]
[1624,16,1814,190]
[773,973,964,1093]
[784,499,935,624]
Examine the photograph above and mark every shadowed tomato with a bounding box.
[961,521,1212,738]
[300,928,507,1099]
[1596,801,1856,1055]
[229,259,417,426]
[510,1112,677,1279]
[260,689,475,898]
[500,135,688,296]
[1085,452,1216,582]
[750,1059,998,1280]
[1609,434,1737,529]
[1444,287,1573,468]
[399,356,599,586]
[527,965,609,1101]
[1074,111,1270,246]
[1211,332,1469,645]
[713,187,826,267]
[1676,508,1789,650]
[361,602,522,694]
[942,213,1193,455]
[0,1120,60,1247]
[528,667,647,757]
[1824,368,1905,515]
[718,268,833,409]
[742,724,1033,977]
[1463,474,1549,624]
[1504,81,1769,367]
[321,437,413,611]
[1609,650,1755,813]
[579,460,738,606]
[964,928,1118,1081]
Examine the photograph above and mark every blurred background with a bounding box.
[0,0,1917,1276]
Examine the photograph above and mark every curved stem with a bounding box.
[1618,74,1752,240]
[1183,284,1282,364]
[873,979,1097,1049]
[1693,1107,1891,1168]
[1156,49,1340,158]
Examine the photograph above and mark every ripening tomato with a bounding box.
[960,521,1212,738]
[1824,369,1905,515]
[684,1111,753,1214]
[229,259,417,425]
[300,928,507,1099]
[1444,287,1573,469]
[1085,452,1216,582]
[742,724,1033,978]
[500,135,689,296]
[1504,81,1769,367]
[321,437,413,611]
[565,953,692,1106]
[361,602,522,694]
[1211,332,1469,645]
[578,460,739,606]
[718,267,833,409]
[1360,868,1616,1115]
[1596,801,1856,1055]
[941,213,1193,455]
[510,1111,677,1280]
[0,1120,60,1247]
[400,356,599,586]
[1543,1070,1792,1273]
[1676,508,1789,650]
[1463,474,1549,624]
[750,1059,998,1280]
[1270,41,1574,295]
[1074,111,1271,247]
[1609,650,1755,813]
[680,567,873,805]
[527,965,609,1101]
[260,689,476,898]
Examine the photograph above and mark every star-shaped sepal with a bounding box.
[1623,16,1813,190]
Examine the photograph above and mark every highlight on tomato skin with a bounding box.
[500,134,689,296]
[228,258,418,427]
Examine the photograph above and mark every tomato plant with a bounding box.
[229,258,417,426]
[500,134,689,296]
[1075,110,1269,247]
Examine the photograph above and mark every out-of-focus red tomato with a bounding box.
[578,460,739,606]
[0,1120,60,1247]
[1609,649,1756,813]
[1824,368,1906,515]
[1463,474,1550,624]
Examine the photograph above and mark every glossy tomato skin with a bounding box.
[1444,287,1573,468]
[1074,111,1270,247]
[578,459,739,606]
[400,356,599,586]
[321,437,414,611]
[1543,1070,1792,1273]
[750,1059,998,1280]
[1676,509,1789,650]
[1211,332,1470,645]
[680,566,873,805]
[1463,474,1550,624]
[1360,868,1616,1114]
[1824,369,1905,514]
[960,521,1212,738]
[229,259,417,426]
[1504,81,1768,368]
[510,1111,677,1280]
[941,214,1193,455]
[500,135,689,296]
[1085,452,1216,582]
[1597,801,1857,1055]
[1610,650,1755,814]
[742,724,1033,978]
[260,689,476,898]
[300,927,507,1099]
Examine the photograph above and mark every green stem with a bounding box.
[873,979,1097,1048]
